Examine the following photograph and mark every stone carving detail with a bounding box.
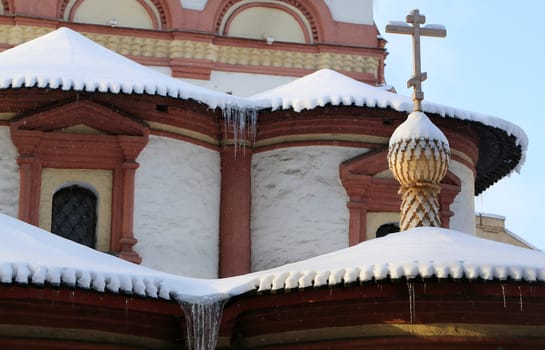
[0,25,379,77]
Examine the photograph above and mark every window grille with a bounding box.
[51,185,97,248]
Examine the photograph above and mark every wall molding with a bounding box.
[340,148,462,245]
[10,98,149,263]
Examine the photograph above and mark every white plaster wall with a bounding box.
[448,160,476,234]
[180,0,207,10]
[0,127,19,217]
[134,136,220,278]
[182,71,297,96]
[324,0,374,25]
[251,146,367,271]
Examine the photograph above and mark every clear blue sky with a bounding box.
[373,1,545,249]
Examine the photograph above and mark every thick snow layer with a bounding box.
[0,27,255,112]
[2,213,545,303]
[0,213,226,301]
[250,69,528,172]
[240,227,545,292]
[389,111,448,146]
[134,136,220,278]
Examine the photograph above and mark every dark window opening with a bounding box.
[376,222,400,238]
[51,185,97,248]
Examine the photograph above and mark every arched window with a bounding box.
[218,1,317,44]
[51,185,97,248]
[60,0,168,29]
[376,222,400,238]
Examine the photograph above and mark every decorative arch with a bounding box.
[215,0,322,43]
[340,148,461,245]
[58,0,171,29]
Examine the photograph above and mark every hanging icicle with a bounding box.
[180,298,227,350]
[221,106,258,151]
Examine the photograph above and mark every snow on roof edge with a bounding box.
[3,213,545,305]
[0,27,259,113]
[249,69,528,173]
[0,31,527,173]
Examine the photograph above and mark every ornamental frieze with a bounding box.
[0,24,379,78]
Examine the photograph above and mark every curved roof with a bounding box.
[246,227,545,292]
[2,213,544,304]
[0,27,254,111]
[0,29,526,193]
[251,69,527,194]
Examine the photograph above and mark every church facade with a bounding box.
[0,0,385,94]
[0,0,528,282]
[2,2,545,349]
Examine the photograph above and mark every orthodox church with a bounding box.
[0,1,543,349]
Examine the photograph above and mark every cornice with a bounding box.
[0,22,382,80]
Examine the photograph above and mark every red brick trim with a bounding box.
[10,98,149,263]
[224,280,545,349]
[340,148,462,244]
[149,129,220,151]
[0,285,183,348]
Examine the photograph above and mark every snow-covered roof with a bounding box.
[248,227,545,291]
[2,213,545,305]
[0,27,254,111]
[251,69,528,172]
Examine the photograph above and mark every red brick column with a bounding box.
[118,161,141,263]
[117,136,148,264]
[347,200,367,246]
[11,129,42,225]
[219,145,252,277]
[16,156,41,225]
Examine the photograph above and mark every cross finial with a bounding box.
[385,9,446,111]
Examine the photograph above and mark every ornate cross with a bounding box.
[385,9,446,111]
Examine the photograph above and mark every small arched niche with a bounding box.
[376,222,400,238]
[64,0,163,29]
[51,185,98,248]
[221,1,312,44]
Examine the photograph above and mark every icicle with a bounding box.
[501,284,506,309]
[221,106,258,153]
[518,286,523,312]
[181,299,227,350]
[407,281,416,324]
[124,297,130,331]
